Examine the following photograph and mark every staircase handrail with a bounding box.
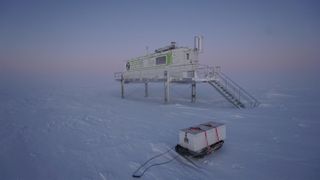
[217,71,259,106]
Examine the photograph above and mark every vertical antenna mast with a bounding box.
[194,35,204,53]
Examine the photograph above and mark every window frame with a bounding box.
[155,56,167,65]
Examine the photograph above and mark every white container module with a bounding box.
[178,121,226,153]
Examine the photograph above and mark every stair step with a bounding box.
[209,80,254,109]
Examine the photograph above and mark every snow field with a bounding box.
[0,76,319,179]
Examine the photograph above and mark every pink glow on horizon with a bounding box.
[1,0,319,78]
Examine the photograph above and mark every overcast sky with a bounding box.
[0,0,319,76]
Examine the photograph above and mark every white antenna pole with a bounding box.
[194,36,199,51]
[194,35,204,53]
[199,35,203,53]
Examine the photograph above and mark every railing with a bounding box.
[214,67,259,108]
[195,65,215,80]
[114,72,123,80]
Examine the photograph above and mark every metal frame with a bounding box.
[115,65,217,103]
[115,65,259,108]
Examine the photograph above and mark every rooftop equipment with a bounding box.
[155,42,177,53]
[194,35,203,53]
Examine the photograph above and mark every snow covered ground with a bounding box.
[0,73,319,180]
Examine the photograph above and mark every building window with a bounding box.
[156,56,166,65]
[186,53,189,60]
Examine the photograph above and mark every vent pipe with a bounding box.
[194,35,203,53]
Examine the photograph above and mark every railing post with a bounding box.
[164,71,170,103]
[215,66,221,74]
[226,79,228,90]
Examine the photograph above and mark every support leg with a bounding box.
[121,74,124,99]
[144,82,148,97]
[191,82,196,103]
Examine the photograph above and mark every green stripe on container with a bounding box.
[166,52,173,65]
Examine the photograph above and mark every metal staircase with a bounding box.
[208,80,245,108]
[207,67,259,109]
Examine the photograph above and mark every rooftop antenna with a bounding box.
[146,46,149,55]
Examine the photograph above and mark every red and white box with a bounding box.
[178,121,226,152]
